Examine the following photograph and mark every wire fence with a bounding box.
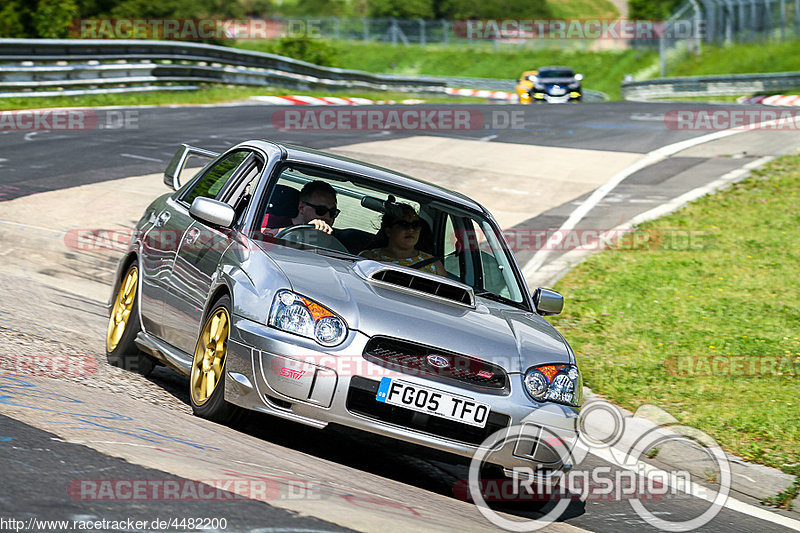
[247,17,639,52]
[656,0,800,75]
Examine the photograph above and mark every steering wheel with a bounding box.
[274,224,349,253]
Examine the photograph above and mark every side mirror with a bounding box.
[574,73,584,81]
[533,288,564,316]
[163,144,219,190]
[189,197,235,228]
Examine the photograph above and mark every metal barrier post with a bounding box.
[780,0,787,38]
[795,0,800,35]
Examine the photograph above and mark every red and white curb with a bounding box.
[250,90,519,105]
[738,94,800,106]
[250,95,392,105]
[444,88,517,101]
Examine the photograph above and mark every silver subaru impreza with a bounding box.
[106,139,582,480]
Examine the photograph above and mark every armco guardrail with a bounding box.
[0,38,446,97]
[622,71,800,101]
[0,39,609,102]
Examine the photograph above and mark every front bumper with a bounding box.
[532,91,582,103]
[225,315,580,479]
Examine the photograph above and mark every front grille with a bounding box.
[363,336,509,393]
[346,376,511,446]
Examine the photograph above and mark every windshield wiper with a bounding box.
[474,290,518,307]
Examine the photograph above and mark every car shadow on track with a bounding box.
[143,366,586,524]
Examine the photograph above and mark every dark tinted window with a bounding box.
[539,70,574,79]
[183,151,248,205]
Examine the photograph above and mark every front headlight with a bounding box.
[523,364,582,407]
[268,290,347,346]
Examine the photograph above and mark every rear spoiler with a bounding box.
[163,144,220,190]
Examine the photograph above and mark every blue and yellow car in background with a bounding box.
[516,67,583,103]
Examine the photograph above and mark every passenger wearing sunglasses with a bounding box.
[361,203,446,277]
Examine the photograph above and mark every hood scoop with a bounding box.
[354,260,475,308]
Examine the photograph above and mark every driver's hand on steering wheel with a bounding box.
[308,219,333,234]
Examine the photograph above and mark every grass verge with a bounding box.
[550,154,800,474]
[547,0,620,19]
[667,39,800,78]
[0,86,483,111]
[237,40,657,101]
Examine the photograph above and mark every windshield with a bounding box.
[538,69,574,79]
[257,162,528,308]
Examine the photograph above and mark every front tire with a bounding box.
[106,263,155,376]
[190,295,244,424]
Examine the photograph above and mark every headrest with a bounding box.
[268,184,300,218]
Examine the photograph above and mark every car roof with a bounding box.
[537,66,574,73]
[243,139,484,212]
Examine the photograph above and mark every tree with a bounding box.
[33,0,79,38]
[0,1,30,37]
[367,0,435,19]
[435,0,551,20]
[628,0,683,20]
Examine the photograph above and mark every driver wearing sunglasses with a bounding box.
[262,180,339,235]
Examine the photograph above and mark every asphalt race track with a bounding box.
[1,100,800,533]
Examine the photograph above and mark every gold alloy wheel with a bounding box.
[106,266,138,352]
[190,306,229,406]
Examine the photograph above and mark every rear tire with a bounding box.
[189,295,245,424]
[106,263,155,377]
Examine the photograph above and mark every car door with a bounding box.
[138,195,209,340]
[161,150,264,354]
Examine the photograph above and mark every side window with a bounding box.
[475,221,524,302]
[222,155,264,226]
[182,151,248,206]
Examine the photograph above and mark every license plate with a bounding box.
[376,377,490,428]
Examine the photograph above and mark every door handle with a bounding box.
[155,211,171,227]
[185,228,200,245]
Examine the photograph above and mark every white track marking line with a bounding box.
[522,123,780,278]
[526,156,773,288]
[120,153,162,162]
[0,219,64,234]
[588,445,800,531]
